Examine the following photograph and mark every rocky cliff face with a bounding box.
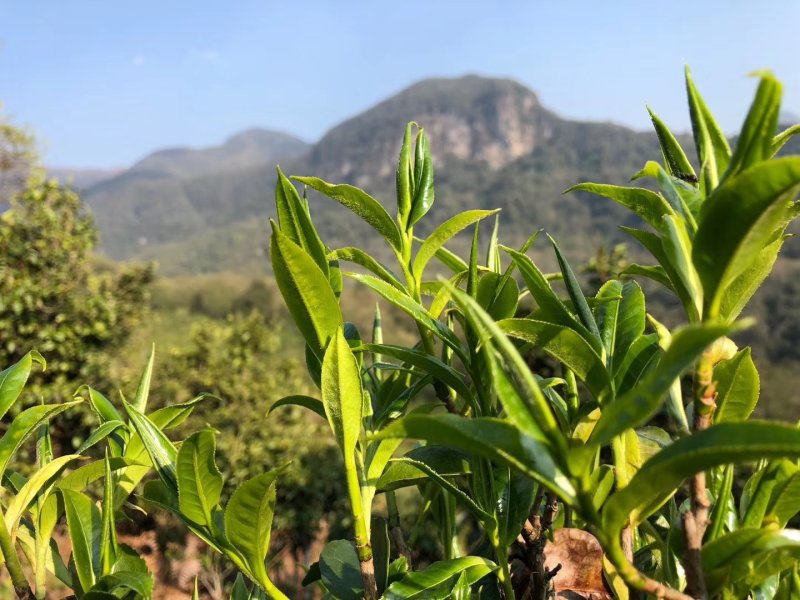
[305,75,558,186]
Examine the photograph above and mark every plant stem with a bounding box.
[683,350,715,599]
[494,543,516,600]
[0,510,35,599]
[386,491,413,569]
[345,461,377,599]
[606,538,691,600]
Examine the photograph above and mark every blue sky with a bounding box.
[2,0,798,167]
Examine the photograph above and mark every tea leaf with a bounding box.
[383,556,498,600]
[647,106,697,181]
[603,422,800,534]
[0,351,45,421]
[714,348,759,423]
[589,322,736,446]
[566,182,673,232]
[225,469,284,588]
[375,415,576,504]
[176,430,224,527]
[693,157,800,318]
[322,327,363,458]
[270,223,342,357]
[413,209,500,281]
[726,72,782,178]
[293,176,403,251]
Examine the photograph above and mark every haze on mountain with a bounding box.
[79,75,800,275]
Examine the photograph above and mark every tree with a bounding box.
[0,117,152,450]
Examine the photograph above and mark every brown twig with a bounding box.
[386,491,413,569]
[682,351,716,599]
[513,493,559,600]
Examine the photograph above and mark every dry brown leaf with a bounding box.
[544,528,613,599]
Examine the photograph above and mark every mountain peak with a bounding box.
[131,127,308,178]
[308,75,553,183]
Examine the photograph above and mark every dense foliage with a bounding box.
[1,69,800,600]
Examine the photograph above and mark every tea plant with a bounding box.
[264,68,800,599]
[0,68,799,600]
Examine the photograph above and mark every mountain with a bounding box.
[47,167,124,190]
[81,75,799,275]
[131,128,308,179]
[83,128,309,259]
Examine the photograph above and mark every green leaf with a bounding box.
[703,527,800,595]
[498,318,610,402]
[360,344,473,406]
[409,128,435,227]
[77,420,126,455]
[693,157,800,318]
[714,348,759,423]
[612,281,646,370]
[270,223,343,357]
[57,457,139,492]
[476,272,519,321]
[61,489,101,592]
[148,395,210,431]
[726,72,782,178]
[133,344,154,413]
[230,573,251,600]
[371,517,390,595]
[603,422,800,535]
[566,182,673,231]
[719,232,788,321]
[635,160,699,229]
[0,351,45,420]
[100,453,117,574]
[768,471,800,527]
[319,539,363,600]
[620,264,674,291]
[620,226,697,318]
[661,214,703,321]
[589,322,736,446]
[392,457,494,525]
[328,247,406,291]
[647,106,698,182]
[496,469,536,547]
[0,400,81,476]
[396,122,414,227]
[447,285,564,448]
[177,430,224,527]
[413,209,500,281]
[81,386,123,425]
[772,124,800,157]
[429,244,469,273]
[382,556,498,600]
[275,166,328,274]
[504,247,596,346]
[322,326,364,461]
[268,395,326,420]
[348,273,464,359]
[685,66,731,191]
[377,446,471,492]
[548,235,601,342]
[375,415,576,504]
[4,454,81,536]
[225,468,284,589]
[594,280,622,361]
[121,400,178,493]
[293,176,403,251]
